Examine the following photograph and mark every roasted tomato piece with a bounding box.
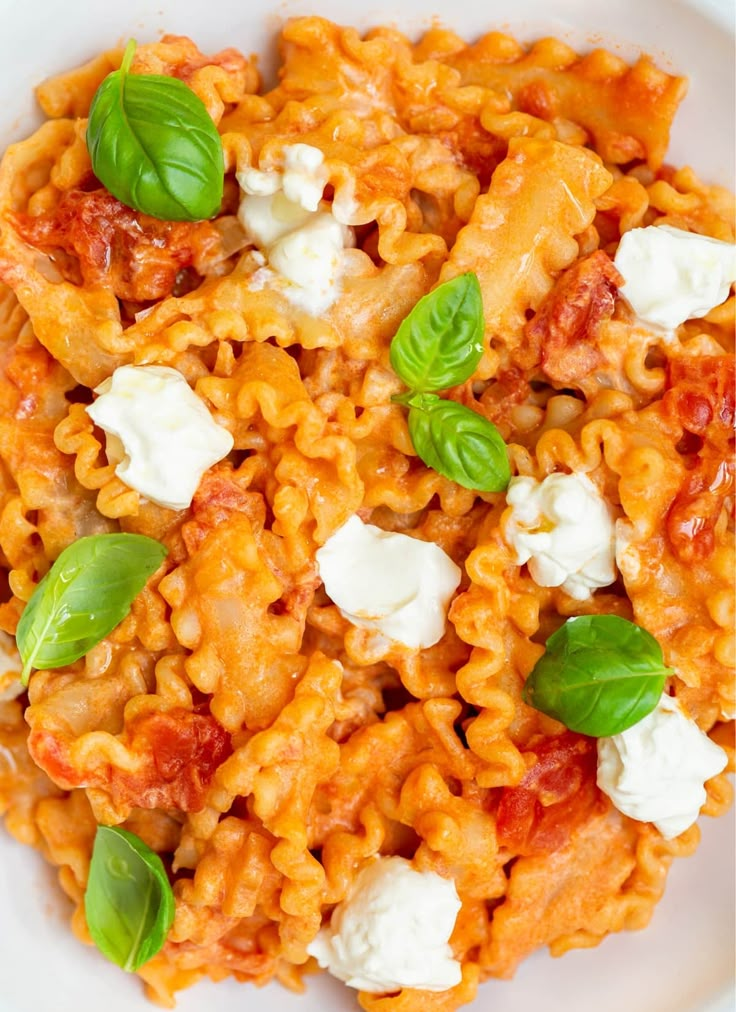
[496,732,602,855]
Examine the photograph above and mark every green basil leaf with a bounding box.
[17,533,167,684]
[87,39,224,221]
[408,397,510,492]
[389,273,484,392]
[85,826,175,972]
[523,615,671,737]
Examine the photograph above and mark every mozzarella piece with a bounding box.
[269,215,347,295]
[236,143,353,315]
[503,472,616,600]
[239,143,327,212]
[614,224,736,329]
[307,856,462,993]
[315,515,461,650]
[238,191,313,249]
[597,694,727,839]
[236,166,281,197]
[281,143,329,212]
[86,365,233,511]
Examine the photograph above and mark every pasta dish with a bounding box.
[0,17,733,1010]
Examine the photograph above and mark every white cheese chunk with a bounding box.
[238,191,313,249]
[597,694,727,839]
[307,856,462,993]
[503,472,616,600]
[86,365,233,511]
[614,224,736,329]
[281,143,329,212]
[239,143,328,212]
[236,143,353,316]
[315,515,461,650]
[269,215,347,294]
[236,166,281,197]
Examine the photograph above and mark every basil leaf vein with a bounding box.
[408,397,510,492]
[17,532,167,683]
[522,615,671,737]
[388,272,510,493]
[85,826,175,972]
[87,39,224,221]
[389,273,484,392]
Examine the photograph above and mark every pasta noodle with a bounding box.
[0,17,733,1011]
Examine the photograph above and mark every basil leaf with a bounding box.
[408,397,510,492]
[85,826,175,972]
[389,273,484,392]
[87,39,224,222]
[523,615,671,737]
[17,533,167,684]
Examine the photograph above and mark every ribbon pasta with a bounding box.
[0,18,733,1011]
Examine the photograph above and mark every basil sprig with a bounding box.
[523,615,671,737]
[87,39,224,221]
[17,533,167,684]
[390,274,510,492]
[85,826,175,972]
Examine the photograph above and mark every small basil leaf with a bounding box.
[523,615,671,737]
[17,533,167,683]
[408,397,510,492]
[85,826,175,972]
[389,273,484,392]
[87,39,224,221]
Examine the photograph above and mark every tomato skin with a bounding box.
[663,356,735,563]
[520,249,622,382]
[664,355,735,440]
[496,732,602,856]
[30,709,231,813]
[12,188,220,302]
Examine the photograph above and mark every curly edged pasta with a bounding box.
[0,17,733,1012]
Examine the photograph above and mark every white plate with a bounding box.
[0,806,734,1012]
[0,1,733,1010]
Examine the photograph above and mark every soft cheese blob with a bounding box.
[614,224,736,329]
[237,143,353,315]
[86,365,233,510]
[306,856,462,993]
[597,694,728,839]
[315,515,462,650]
[503,472,616,600]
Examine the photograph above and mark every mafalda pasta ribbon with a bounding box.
[0,17,732,1012]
